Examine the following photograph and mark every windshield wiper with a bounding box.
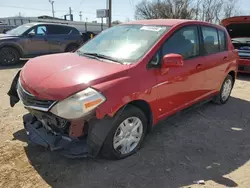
[82,52,123,64]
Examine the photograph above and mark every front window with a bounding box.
[6,24,34,36]
[162,26,199,59]
[77,24,170,63]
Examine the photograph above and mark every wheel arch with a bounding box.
[112,100,154,133]
[0,43,23,57]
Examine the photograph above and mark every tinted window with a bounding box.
[162,26,199,59]
[201,26,220,55]
[218,30,227,51]
[59,26,72,34]
[70,28,80,35]
[47,25,71,35]
[37,26,47,35]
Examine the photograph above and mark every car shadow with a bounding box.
[14,97,250,188]
[237,73,250,81]
[0,61,26,70]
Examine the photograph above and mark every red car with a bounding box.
[8,19,238,159]
[222,16,250,73]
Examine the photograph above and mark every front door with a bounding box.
[25,25,50,57]
[155,25,207,120]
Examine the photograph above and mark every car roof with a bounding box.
[23,22,76,28]
[122,19,225,29]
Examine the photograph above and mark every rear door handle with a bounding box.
[196,64,203,69]
[223,56,228,60]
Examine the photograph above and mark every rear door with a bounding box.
[200,26,229,93]
[156,25,207,119]
[45,25,71,53]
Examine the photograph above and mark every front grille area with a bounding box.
[17,80,55,111]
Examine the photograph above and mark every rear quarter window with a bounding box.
[218,30,227,51]
[70,28,81,35]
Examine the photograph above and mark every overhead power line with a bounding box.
[0,5,66,12]
[0,4,130,18]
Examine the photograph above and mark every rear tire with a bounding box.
[213,74,233,104]
[65,44,79,52]
[101,105,147,160]
[0,47,20,66]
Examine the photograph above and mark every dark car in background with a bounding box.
[0,22,83,66]
[222,16,250,73]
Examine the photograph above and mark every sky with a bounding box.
[0,0,249,23]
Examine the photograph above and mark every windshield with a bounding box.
[6,24,33,36]
[77,24,170,63]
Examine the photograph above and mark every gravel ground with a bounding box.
[0,63,250,188]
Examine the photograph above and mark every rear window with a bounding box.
[201,26,220,55]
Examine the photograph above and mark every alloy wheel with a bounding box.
[113,117,143,155]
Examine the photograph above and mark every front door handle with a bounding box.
[196,64,203,69]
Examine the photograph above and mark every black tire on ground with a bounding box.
[0,47,20,66]
[213,74,234,105]
[101,105,148,160]
[65,44,79,52]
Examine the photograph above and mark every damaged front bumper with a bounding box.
[23,114,91,158]
[23,113,114,158]
[8,71,115,158]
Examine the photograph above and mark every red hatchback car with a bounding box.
[8,19,238,159]
[222,16,250,73]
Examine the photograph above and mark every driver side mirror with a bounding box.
[162,54,184,68]
[28,31,35,38]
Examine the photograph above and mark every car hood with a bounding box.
[0,33,17,39]
[20,53,129,100]
[221,16,250,38]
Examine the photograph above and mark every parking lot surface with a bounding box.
[0,64,250,188]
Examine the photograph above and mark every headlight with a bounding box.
[50,87,106,119]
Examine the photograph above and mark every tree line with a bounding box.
[134,0,241,23]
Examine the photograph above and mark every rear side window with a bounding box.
[218,30,227,51]
[162,26,199,59]
[201,26,220,55]
[47,25,71,35]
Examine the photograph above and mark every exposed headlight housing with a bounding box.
[50,87,106,119]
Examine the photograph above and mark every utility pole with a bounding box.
[49,0,55,18]
[79,11,82,21]
[69,7,73,21]
[106,0,112,27]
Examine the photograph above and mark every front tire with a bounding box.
[0,47,20,66]
[213,74,233,104]
[101,105,147,160]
